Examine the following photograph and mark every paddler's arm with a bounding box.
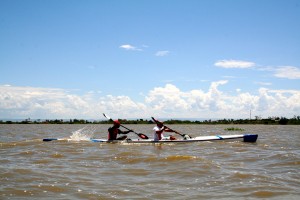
[163,127,176,132]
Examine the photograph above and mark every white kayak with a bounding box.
[43,134,258,143]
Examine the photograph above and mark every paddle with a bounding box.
[103,113,149,139]
[151,117,191,139]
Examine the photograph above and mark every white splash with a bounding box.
[69,126,96,141]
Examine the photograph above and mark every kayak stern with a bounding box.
[243,134,258,142]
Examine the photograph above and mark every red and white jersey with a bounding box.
[153,126,165,141]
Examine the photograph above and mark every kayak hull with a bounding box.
[43,134,258,143]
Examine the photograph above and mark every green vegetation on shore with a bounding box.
[1,116,300,125]
[224,127,245,131]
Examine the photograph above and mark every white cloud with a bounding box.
[257,65,300,79]
[119,44,142,51]
[99,95,147,118]
[145,81,233,116]
[155,51,169,57]
[0,85,148,119]
[1,83,300,119]
[215,59,300,81]
[215,60,255,68]
[255,82,272,86]
[144,81,300,118]
[145,84,190,113]
[274,66,300,79]
[0,85,91,119]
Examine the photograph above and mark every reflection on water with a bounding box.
[0,124,299,199]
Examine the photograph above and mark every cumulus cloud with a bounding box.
[144,81,300,118]
[98,95,147,118]
[155,51,169,57]
[215,60,255,68]
[1,83,300,119]
[145,84,190,114]
[0,85,91,119]
[0,85,148,119]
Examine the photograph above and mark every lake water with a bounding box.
[0,124,299,199]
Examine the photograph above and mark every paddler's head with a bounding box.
[113,120,120,128]
[156,120,164,128]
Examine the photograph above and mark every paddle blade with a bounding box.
[138,133,149,139]
[103,113,112,120]
[43,138,58,142]
[151,117,160,124]
[151,117,156,121]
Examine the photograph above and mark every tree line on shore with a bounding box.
[1,116,300,125]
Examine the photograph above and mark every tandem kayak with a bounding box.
[43,134,258,143]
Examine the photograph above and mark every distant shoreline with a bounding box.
[1,116,299,125]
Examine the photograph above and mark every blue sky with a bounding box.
[1,0,300,120]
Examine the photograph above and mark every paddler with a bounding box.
[108,120,132,140]
[153,120,176,141]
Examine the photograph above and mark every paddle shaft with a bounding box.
[164,125,184,137]
[120,124,137,134]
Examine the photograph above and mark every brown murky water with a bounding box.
[0,124,299,199]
